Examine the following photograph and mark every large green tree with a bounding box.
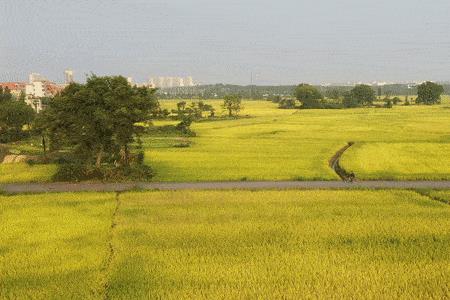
[343,84,376,107]
[416,81,444,105]
[295,84,323,109]
[35,75,158,167]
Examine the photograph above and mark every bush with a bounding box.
[53,162,88,182]
[278,99,297,109]
[384,100,393,108]
[53,162,154,182]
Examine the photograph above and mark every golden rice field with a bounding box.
[0,193,116,299]
[0,163,57,183]
[1,98,450,183]
[340,143,450,180]
[146,99,450,181]
[1,190,449,299]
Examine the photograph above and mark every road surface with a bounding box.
[1,181,450,194]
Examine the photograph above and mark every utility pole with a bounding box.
[250,72,253,100]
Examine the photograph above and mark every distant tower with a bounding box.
[64,69,74,84]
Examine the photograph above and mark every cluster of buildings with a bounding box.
[0,70,74,112]
[1,71,196,113]
[148,76,195,88]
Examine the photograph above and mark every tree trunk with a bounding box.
[120,144,130,166]
[41,135,46,154]
[96,148,103,168]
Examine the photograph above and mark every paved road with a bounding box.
[1,181,450,194]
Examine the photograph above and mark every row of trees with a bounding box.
[292,81,444,109]
[172,95,242,121]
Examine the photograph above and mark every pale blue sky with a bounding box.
[1,0,450,85]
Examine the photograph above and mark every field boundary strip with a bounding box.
[329,142,355,182]
[101,192,121,300]
[2,181,450,194]
[414,190,450,205]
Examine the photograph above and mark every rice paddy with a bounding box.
[0,193,116,299]
[1,190,449,298]
[1,98,450,182]
[146,99,450,181]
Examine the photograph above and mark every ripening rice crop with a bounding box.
[1,100,450,182]
[340,142,450,180]
[0,193,116,299]
[147,100,450,182]
[108,190,450,299]
[0,163,57,183]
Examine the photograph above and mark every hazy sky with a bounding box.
[1,0,450,85]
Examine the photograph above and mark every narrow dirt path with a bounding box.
[329,142,355,182]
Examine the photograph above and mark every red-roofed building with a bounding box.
[0,82,27,97]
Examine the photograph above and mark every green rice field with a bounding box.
[1,190,450,298]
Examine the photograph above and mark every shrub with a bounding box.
[278,99,297,109]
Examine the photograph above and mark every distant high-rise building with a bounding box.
[148,76,196,88]
[64,69,74,84]
[184,76,194,87]
[29,73,48,83]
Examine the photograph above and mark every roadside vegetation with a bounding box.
[1,190,449,298]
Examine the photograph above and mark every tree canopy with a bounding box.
[35,75,159,169]
[295,84,323,109]
[343,84,376,107]
[0,87,35,143]
[416,81,444,105]
[223,95,242,117]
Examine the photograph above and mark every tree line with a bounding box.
[157,82,450,100]
[274,81,445,109]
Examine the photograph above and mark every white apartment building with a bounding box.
[149,76,195,88]
[25,81,45,98]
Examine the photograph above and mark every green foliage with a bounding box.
[392,97,401,105]
[325,88,341,100]
[295,83,323,109]
[222,94,242,117]
[175,115,196,136]
[0,88,36,143]
[0,86,13,102]
[278,99,297,109]
[172,100,215,120]
[34,75,158,174]
[52,161,153,182]
[384,99,393,108]
[416,81,444,105]
[343,84,376,107]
